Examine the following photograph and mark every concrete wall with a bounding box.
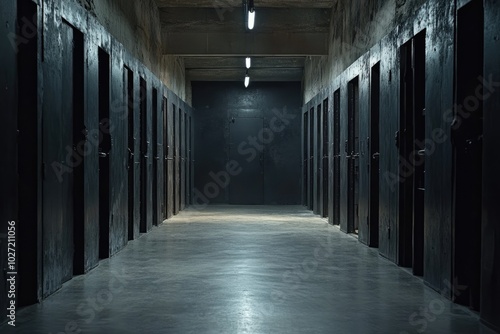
[161,55,190,104]
[77,0,189,102]
[303,0,426,103]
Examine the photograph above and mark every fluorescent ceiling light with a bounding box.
[244,72,250,88]
[248,8,255,30]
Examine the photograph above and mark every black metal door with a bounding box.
[162,97,170,219]
[186,116,193,206]
[229,118,264,204]
[59,21,75,282]
[139,78,148,232]
[1,0,18,317]
[348,78,360,234]
[98,48,110,259]
[314,104,321,214]
[173,105,180,215]
[180,109,185,210]
[399,38,415,268]
[481,0,500,326]
[303,111,309,206]
[152,88,158,225]
[315,104,322,215]
[332,89,341,226]
[322,98,329,217]
[17,0,39,305]
[308,108,314,210]
[163,97,169,219]
[398,31,426,274]
[126,67,135,239]
[452,0,483,311]
[70,26,85,274]
[369,63,381,247]
[412,32,426,276]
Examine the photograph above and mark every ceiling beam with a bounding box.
[187,68,304,81]
[184,56,305,69]
[162,32,328,55]
[155,0,334,8]
[160,8,331,33]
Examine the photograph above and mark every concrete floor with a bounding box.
[2,206,496,334]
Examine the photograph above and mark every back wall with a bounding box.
[192,82,302,206]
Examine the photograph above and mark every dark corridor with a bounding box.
[1,0,500,332]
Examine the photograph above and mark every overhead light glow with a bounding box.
[244,72,250,88]
[248,8,255,30]
[246,57,251,69]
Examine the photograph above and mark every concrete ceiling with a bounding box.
[154,0,333,82]
[155,0,334,8]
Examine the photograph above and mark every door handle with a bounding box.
[417,149,426,156]
[99,152,108,158]
[372,152,380,160]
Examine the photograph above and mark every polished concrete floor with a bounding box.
[2,206,496,334]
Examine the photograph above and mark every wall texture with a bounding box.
[304,0,427,103]
[161,55,189,103]
[76,0,188,102]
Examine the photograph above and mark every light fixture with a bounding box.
[244,70,250,88]
[247,0,255,30]
[246,57,251,69]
